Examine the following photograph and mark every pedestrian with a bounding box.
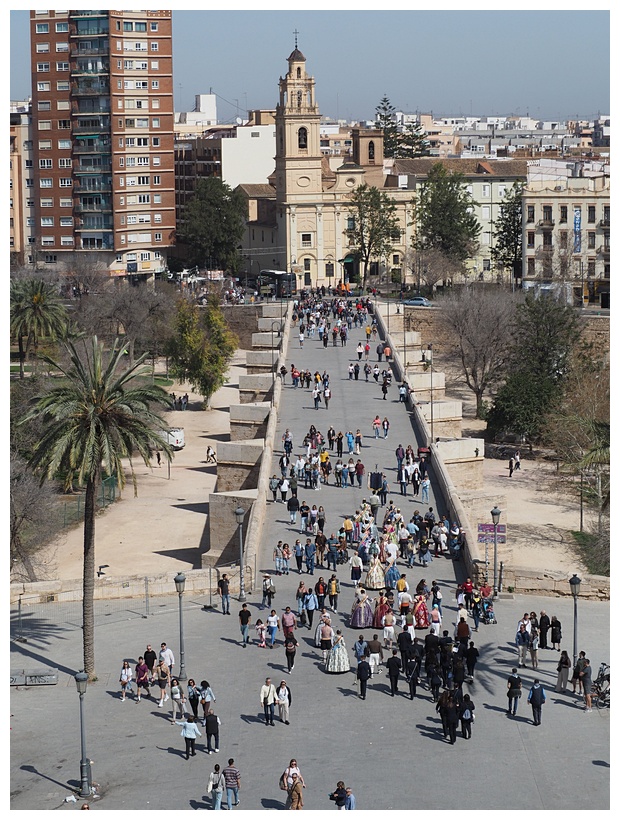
[222,759,241,809]
[287,495,300,525]
[327,574,340,612]
[514,449,521,470]
[572,651,587,694]
[207,763,225,810]
[260,677,277,726]
[421,476,430,504]
[238,603,252,647]
[175,714,201,760]
[550,615,562,651]
[135,656,150,701]
[119,659,133,701]
[331,781,347,810]
[156,450,162,467]
[579,658,593,711]
[204,708,221,754]
[555,650,572,692]
[459,693,475,739]
[282,605,297,638]
[282,760,306,808]
[144,643,157,684]
[186,678,200,718]
[199,680,216,725]
[255,618,267,648]
[324,385,331,409]
[538,610,550,649]
[206,445,217,464]
[276,679,292,724]
[218,574,231,615]
[269,475,280,503]
[156,659,170,707]
[508,457,514,477]
[381,380,389,400]
[266,609,280,648]
[356,656,371,700]
[516,623,530,668]
[527,678,547,725]
[345,788,356,810]
[169,678,186,723]
[289,773,304,810]
[386,648,402,696]
[159,642,175,676]
[445,694,460,744]
[284,632,299,673]
[529,627,540,669]
[465,641,479,680]
[506,667,522,716]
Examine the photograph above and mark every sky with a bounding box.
[9,5,611,123]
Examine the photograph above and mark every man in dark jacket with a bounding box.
[538,611,551,649]
[205,708,220,753]
[356,659,371,699]
[397,626,413,669]
[528,679,546,725]
[386,649,402,696]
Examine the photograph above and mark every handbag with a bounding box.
[279,772,288,791]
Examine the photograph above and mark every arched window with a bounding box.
[279,128,283,150]
[296,67,301,78]
[368,140,375,160]
[298,127,307,149]
[296,90,302,108]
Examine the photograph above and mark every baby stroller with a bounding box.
[481,598,497,625]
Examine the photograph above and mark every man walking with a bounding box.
[204,708,221,754]
[238,603,252,647]
[516,623,530,668]
[366,634,384,677]
[386,649,402,696]
[527,678,547,725]
[222,758,241,809]
[159,642,175,677]
[218,574,231,615]
[260,677,277,726]
[506,668,522,716]
[579,658,593,711]
[327,574,340,613]
[356,657,371,700]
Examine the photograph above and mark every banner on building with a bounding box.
[574,206,581,253]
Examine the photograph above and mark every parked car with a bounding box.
[401,296,433,307]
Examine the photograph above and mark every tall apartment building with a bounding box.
[10,100,35,266]
[29,10,175,281]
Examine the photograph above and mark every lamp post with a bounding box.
[569,573,581,670]
[428,343,434,445]
[235,506,247,602]
[74,671,92,799]
[174,572,187,681]
[491,506,501,598]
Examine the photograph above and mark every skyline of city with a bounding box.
[10,8,610,123]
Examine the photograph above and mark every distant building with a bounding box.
[29,9,175,281]
[10,101,35,266]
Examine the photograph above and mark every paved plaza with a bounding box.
[10,308,610,811]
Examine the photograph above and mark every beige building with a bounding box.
[522,175,610,306]
[10,101,35,266]
[239,47,414,290]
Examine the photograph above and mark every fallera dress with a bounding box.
[350,592,374,628]
[325,635,350,673]
[365,556,386,590]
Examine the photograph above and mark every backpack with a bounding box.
[462,707,472,720]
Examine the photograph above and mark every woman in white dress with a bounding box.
[324,630,350,673]
[365,555,386,590]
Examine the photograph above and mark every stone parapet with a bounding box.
[229,402,271,441]
[239,373,274,403]
[203,488,259,567]
[257,317,285,332]
[246,349,278,374]
[216,439,264,492]
[251,332,283,349]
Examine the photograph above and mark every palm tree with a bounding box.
[24,336,173,678]
[10,278,68,379]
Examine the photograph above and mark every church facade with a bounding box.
[238,47,414,290]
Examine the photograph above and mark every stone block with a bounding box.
[229,403,271,441]
[238,374,274,403]
[257,317,285,332]
[204,489,257,566]
[436,437,484,461]
[251,332,282,349]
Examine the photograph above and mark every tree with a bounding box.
[10,278,69,379]
[486,292,582,442]
[415,163,481,262]
[491,182,523,282]
[178,177,247,272]
[346,184,400,291]
[166,296,238,406]
[61,251,110,297]
[375,96,430,158]
[402,246,465,293]
[442,288,520,417]
[23,336,172,677]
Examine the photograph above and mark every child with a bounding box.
[255,619,267,648]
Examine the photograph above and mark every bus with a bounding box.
[254,270,298,298]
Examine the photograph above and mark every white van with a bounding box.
[163,427,185,450]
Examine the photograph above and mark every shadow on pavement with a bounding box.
[261,798,287,809]
[239,713,266,725]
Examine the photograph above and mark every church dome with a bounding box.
[288,48,306,61]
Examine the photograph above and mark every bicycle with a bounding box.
[591,662,610,710]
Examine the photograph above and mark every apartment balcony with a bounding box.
[74,180,112,193]
[73,141,111,154]
[598,218,610,228]
[536,219,555,228]
[72,64,110,77]
[73,122,110,135]
[69,25,109,37]
[70,43,109,57]
[72,81,110,97]
[597,246,610,257]
[74,198,112,213]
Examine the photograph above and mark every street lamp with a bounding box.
[174,572,187,681]
[235,506,247,602]
[569,573,581,670]
[74,671,92,799]
[491,506,501,598]
[428,344,434,446]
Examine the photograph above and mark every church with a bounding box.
[238,45,414,291]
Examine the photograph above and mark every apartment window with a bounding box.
[26,179,34,187]
[41,238,54,247]
[27,217,35,227]
[138,194,150,203]
[152,80,159,89]
[59,178,72,187]
[152,156,161,166]
[38,101,51,111]
[153,194,161,203]
[37,81,50,91]
[40,197,53,207]
[154,232,162,242]
[59,198,72,207]
[125,119,135,128]
[36,23,49,33]
[482,184,490,197]
[127,215,137,224]
[542,205,553,223]
[152,118,160,128]
[137,156,149,165]
[137,118,149,128]
[498,184,506,197]
[560,232,568,249]
[57,101,70,110]
[60,236,74,246]
[58,139,71,150]
[37,62,50,72]
[60,217,73,227]
[152,137,160,147]
[526,205,535,223]
[154,213,162,223]
[527,231,535,248]
[152,99,160,109]
[138,214,151,223]
[527,258,535,276]
[24,141,33,150]
[137,137,149,146]
[151,61,159,70]
[588,206,596,223]
[140,252,151,261]
[137,61,148,70]
[56,80,69,91]
[36,43,50,53]
[58,119,70,129]
[56,43,69,52]
[56,62,69,71]
[44,254,58,263]
[56,22,68,32]
[560,205,568,223]
[39,159,53,169]
[126,176,137,186]
[483,259,491,271]
[25,159,33,168]
[482,205,491,219]
[587,260,596,276]
[588,232,596,249]
[301,233,312,247]
[542,232,552,247]
[150,22,159,31]
[151,42,159,51]
[39,139,52,149]
[123,21,134,31]
[58,158,72,168]
[153,175,161,185]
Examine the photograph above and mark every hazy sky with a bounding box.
[10,6,610,123]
